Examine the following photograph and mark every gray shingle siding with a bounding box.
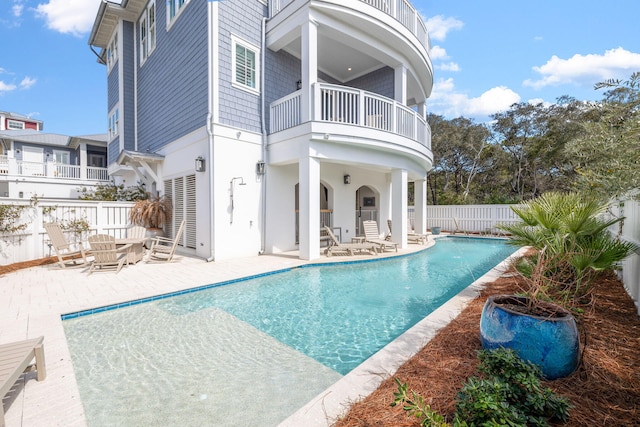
[122,21,136,151]
[108,138,120,163]
[264,49,300,134]
[136,0,208,154]
[346,66,394,99]
[217,1,267,133]
[107,65,119,111]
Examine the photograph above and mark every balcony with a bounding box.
[269,0,430,51]
[270,83,431,150]
[0,155,110,182]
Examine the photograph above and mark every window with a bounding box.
[232,37,260,93]
[108,107,119,139]
[7,120,25,130]
[140,1,156,64]
[53,150,70,164]
[107,32,118,71]
[88,154,106,168]
[167,0,190,25]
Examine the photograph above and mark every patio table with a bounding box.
[115,238,146,265]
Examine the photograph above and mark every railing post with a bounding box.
[313,83,321,122]
[358,88,365,126]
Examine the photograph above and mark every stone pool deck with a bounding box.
[0,238,520,427]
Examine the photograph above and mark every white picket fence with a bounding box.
[0,199,135,266]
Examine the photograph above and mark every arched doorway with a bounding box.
[355,185,379,236]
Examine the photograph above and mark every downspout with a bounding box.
[259,16,268,255]
[205,2,217,262]
[206,113,215,262]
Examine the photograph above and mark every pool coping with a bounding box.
[278,246,528,427]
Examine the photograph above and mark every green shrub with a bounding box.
[78,183,148,201]
[393,348,571,427]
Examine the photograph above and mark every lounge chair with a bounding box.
[363,220,398,252]
[126,225,147,240]
[87,234,131,274]
[452,217,468,235]
[43,222,89,268]
[387,219,428,244]
[147,220,185,262]
[323,226,378,257]
[1,336,46,426]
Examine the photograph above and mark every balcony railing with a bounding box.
[0,157,109,181]
[269,0,430,50]
[270,83,431,150]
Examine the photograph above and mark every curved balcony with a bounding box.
[270,83,431,151]
[269,0,430,51]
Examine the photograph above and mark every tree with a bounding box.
[427,114,491,204]
[566,72,640,198]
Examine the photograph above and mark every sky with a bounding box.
[1,0,639,136]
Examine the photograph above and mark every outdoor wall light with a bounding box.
[344,174,351,185]
[195,156,206,172]
[296,79,302,90]
[256,161,265,175]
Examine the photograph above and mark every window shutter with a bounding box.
[185,174,196,249]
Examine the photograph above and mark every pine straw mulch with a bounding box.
[334,270,640,427]
[0,256,60,275]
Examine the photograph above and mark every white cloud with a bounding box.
[436,62,460,72]
[20,76,37,90]
[424,15,463,42]
[0,81,18,93]
[34,0,101,36]
[524,47,640,90]
[12,3,24,17]
[429,45,448,60]
[429,78,521,118]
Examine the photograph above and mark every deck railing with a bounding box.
[0,158,109,181]
[270,83,431,150]
[269,0,430,50]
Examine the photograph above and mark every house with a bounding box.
[0,111,110,199]
[88,0,433,261]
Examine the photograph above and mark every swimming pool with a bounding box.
[63,237,516,426]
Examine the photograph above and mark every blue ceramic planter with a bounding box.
[480,295,580,380]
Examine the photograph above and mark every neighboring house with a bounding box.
[0,111,109,199]
[89,0,434,261]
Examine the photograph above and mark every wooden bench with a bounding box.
[1,336,46,426]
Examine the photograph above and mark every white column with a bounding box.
[414,178,427,234]
[391,169,408,248]
[299,156,320,260]
[394,65,407,104]
[79,142,88,180]
[417,101,426,118]
[301,19,318,122]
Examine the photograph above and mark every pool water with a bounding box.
[63,237,515,426]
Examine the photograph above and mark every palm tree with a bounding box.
[500,192,637,300]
